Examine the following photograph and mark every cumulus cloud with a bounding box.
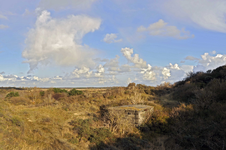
[72,67,92,78]
[161,0,226,33]
[198,53,226,71]
[121,47,147,68]
[137,19,194,39]
[141,64,156,81]
[169,63,180,70]
[23,10,101,73]
[0,24,9,29]
[0,14,7,20]
[39,0,97,10]
[95,64,105,77]
[103,33,123,43]
[162,67,171,79]
[183,53,226,72]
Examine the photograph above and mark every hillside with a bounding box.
[0,65,226,150]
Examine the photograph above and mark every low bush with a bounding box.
[8,97,31,105]
[5,92,19,98]
[69,119,113,145]
[172,83,197,103]
[11,116,24,127]
[53,88,68,93]
[68,88,83,96]
[146,108,171,134]
[40,91,45,96]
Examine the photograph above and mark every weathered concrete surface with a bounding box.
[106,105,154,126]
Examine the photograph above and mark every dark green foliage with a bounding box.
[172,84,197,103]
[53,88,68,93]
[5,92,19,98]
[39,91,45,96]
[68,88,83,96]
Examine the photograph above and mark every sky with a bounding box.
[0,0,226,87]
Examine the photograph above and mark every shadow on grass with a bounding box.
[90,137,152,150]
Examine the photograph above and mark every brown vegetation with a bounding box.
[0,65,226,149]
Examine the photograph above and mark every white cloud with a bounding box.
[169,63,180,70]
[162,67,171,79]
[161,0,226,33]
[23,10,101,73]
[103,33,123,43]
[0,74,5,81]
[198,53,226,71]
[137,19,194,39]
[0,24,9,29]
[72,67,93,78]
[0,14,7,20]
[141,64,156,81]
[39,0,97,10]
[143,70,156,81]
[121,47,147,68]
[180,65,194,73]
[95,64,105,77]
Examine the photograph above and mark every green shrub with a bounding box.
[40,91,45,96]
[5,92,19,98]
[53,88,68,93]
[68,88,83,96]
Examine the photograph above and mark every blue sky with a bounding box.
[1,0,226,87]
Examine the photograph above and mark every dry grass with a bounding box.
[1,72,226,150]
[0,86,155,149]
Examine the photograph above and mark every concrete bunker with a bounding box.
[104,105,154,127]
